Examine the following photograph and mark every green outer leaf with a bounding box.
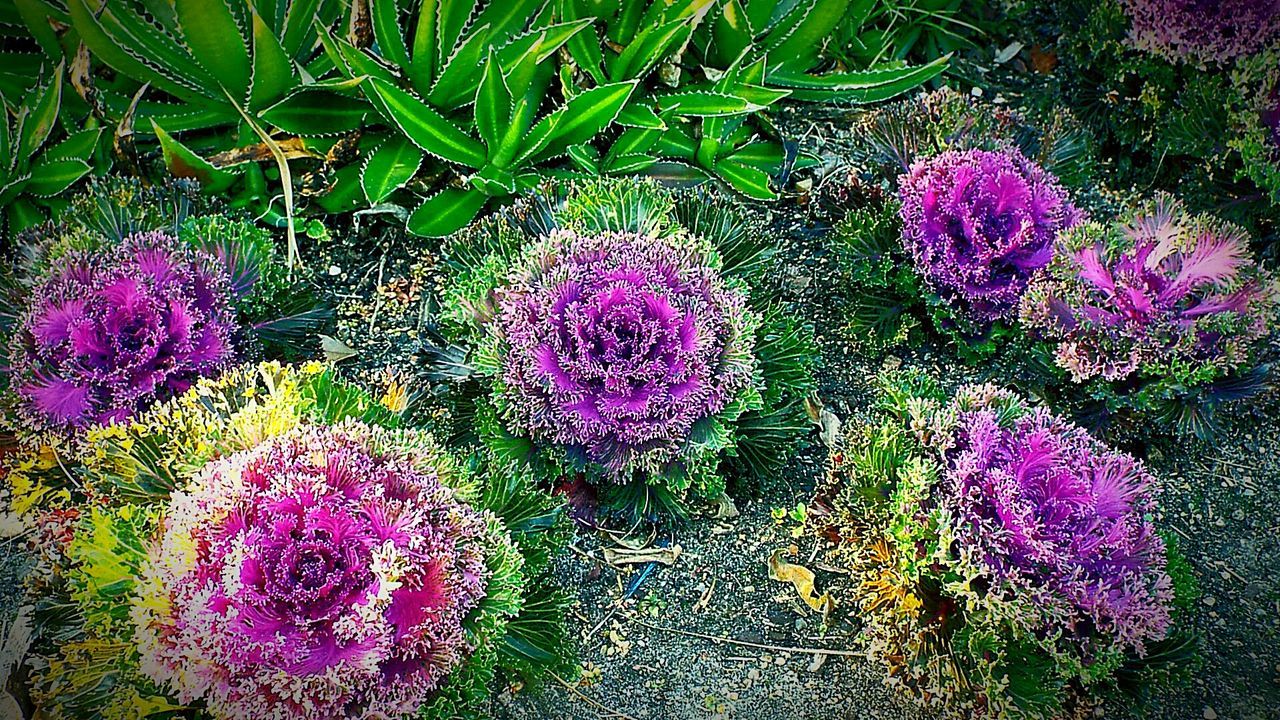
[18,65,61,160]
[609,17,688,83]
[710,0,752,67]
[604,152,658,174]
[436,0,475,71]
[361,135,424,204]
[14,0,65,58]
[714,158,775,200]
[656,90,756,117]
[6,198,43,234]
[616,101,666,129]
[175,0,251,98]
[528,80,637,163]
[475,49,512,158]
[426,21,492,109]
[248,8,296,110]
[770,55,950,102]
[24,157,91,197]
[150,120,238,192]
[260,86,368,135]
[371,0,411,69]
[363,77,485,168]
[281,0,322,56]
[46,127,104,160]
[66,0,205,103]
[409,0,439,95]
[560,0,604,84]
[407,187,488,238]
[765,0,850,72]
[726,140,784,170]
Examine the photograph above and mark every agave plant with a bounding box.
[1020,195,1278,438]
[0,65,100,237]
[326,0,638,236]
[7,0,360,263]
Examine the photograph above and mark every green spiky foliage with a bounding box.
[809,369,1194,719]
[6,362,573,720]
[1001,0,1279,255]
[433,178,818,523]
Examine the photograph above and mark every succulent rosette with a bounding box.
[12,363,571,720]
[1020,196,1278,436]
[9,231,238,431]
[437,180,817,520]
[811,372,1191,718]
[0,178,329,438]
[1120,0,1280,64]
[897,147,1082,326]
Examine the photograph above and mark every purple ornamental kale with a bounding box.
[1120,0,1280,63]
[135,424,491,720]
[898,148,1081,323]
[1021,197,1276,382]
[496,229,756,478]
[942,391,1173,653]
[9,231,238,430]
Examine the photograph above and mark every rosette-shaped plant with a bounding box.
[0,178,330,437]
[437,179,818,521]
[1120,0,1280,64]
[1020,196,1278,437]
[13,363,572,720]
[9,231,237,430]
[135,424,491,719]
[809,372,1191,719]
[898,148,1081,326]
[496,229,757,478]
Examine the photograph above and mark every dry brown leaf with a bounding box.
[712,493,740,519]
[320,334,359,363]
[803,395,842,450]
[208,137,319,167]
[768,548,833,621]
[602,545,681,567]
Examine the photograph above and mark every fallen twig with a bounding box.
[552,673,639,720]
[626,616,861,657]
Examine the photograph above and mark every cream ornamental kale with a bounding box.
[1120,0,1280,63]
[897,148,1081,324]
[134,423,491,720]
[9,231,238,430]
[1021,196,1277,384]
[496,228,757,479]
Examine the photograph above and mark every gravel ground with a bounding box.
[312,182,1280,720]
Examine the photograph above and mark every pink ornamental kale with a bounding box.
[942,389,1173,653]
[1021,197,1277,383]
[496,229,757,478]
[9,231,237,430]
[1121,0,1280,64]
[134,423,491,720]
[898,148,1081,323]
